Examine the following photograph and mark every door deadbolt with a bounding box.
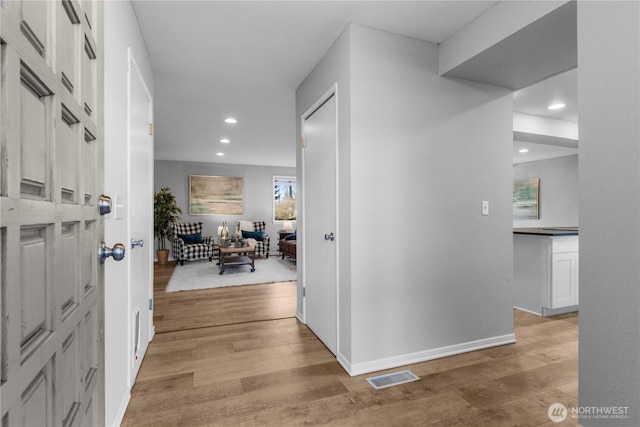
[98,195,112,215]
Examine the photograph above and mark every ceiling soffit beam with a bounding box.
[439,1,576,91]
[514,112,578,139]
[514,132,578,149]
[513,112,578,149]
[439,1,569,75]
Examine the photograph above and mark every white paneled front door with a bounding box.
[1,1,105,425]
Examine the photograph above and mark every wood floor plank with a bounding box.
[454,357,578,409]
[122,262,579,426]
[342,390,478,426]
[468,387,578,427]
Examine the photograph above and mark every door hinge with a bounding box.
[300,137,305,148]
[149,298,153,310]
[148,123,154,135]
[303,287,306,297]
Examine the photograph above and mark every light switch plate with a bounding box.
[482,200,489,216]
[114,194,126,220]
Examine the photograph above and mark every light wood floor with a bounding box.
[122,261,578,426]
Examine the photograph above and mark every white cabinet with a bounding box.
[513,233,579,316]
[551,237,579,308]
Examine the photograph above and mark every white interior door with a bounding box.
[128,52,154,382]
[303,91,338,355]
[0,1,105,425]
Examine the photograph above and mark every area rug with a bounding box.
[165,257,297,292]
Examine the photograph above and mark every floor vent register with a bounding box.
[366,370,420,390]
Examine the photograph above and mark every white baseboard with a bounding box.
[295,310,304,323]
[514,305,543,316]
[108,391,131,427]
[342,333,516,377]
[542,305,578,317]
[337,351,352,374]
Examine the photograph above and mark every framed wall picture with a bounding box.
[189,175,244,215]
[513,179,540,219]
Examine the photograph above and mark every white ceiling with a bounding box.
[131,1,577,168]
[512,68,578,163]
[514,68,577,123]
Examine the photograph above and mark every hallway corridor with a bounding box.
[122,262,578,426]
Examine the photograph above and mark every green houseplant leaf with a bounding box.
[154,187,182,251]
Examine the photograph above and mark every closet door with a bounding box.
[302,91,338,355]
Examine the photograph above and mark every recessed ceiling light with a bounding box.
[216,152,224,156]
[220,138,230,143]
[519,148,529,153]
[548,103,566,110]
[224,117,237,124]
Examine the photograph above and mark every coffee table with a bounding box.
[217,240,256,275]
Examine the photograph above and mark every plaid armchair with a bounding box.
[237,221,270,258]
[172,222,216,265]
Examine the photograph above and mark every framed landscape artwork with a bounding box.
[189,175,244,215]
[513,179,540,219]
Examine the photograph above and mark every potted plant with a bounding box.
[154,187,182,265]
[226,235,247,248]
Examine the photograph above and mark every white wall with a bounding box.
[578,2,640,425]
[104,1,154,425]
[349,25,514,370]
[154,160,296,256]
[295,26,353,360]
[297,24,515,375]
[513,154,579,228]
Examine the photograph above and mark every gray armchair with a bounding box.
[236,221,270,258]
[172,222,216,265]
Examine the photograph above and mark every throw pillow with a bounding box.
[241,230,264,241]
[284,233,296,241]
[179,232,203,244]
[239,220,254,231]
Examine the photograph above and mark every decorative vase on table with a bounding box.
[220,221,229,245]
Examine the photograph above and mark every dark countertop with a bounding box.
[513,227,579,236]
